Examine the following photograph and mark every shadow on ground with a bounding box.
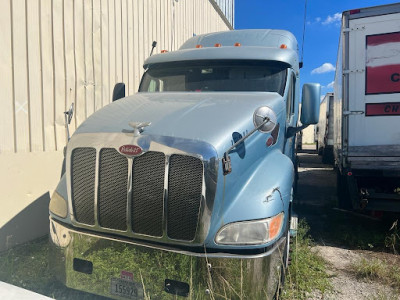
[294,146,400,252]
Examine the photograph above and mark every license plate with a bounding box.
[110,278,144,299]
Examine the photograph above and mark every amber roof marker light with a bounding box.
[280,44,287,49]
[234,42,241,47]
[161,50,168,53]
[195,44,203,48]
[214,43,222,47]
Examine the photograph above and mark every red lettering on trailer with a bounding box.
[365,102,400,116]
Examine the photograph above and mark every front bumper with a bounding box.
[49,218,286,299]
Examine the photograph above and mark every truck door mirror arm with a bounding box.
[222,116,272,175]
[286,124,307,139]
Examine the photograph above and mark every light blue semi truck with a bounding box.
[49,29,320,299]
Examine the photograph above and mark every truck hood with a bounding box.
[74,92,285,155]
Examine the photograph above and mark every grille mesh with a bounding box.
[167,155,203,240]
[131,152,165,236]
[71,148,96,225]
[98,148,129,230]
[70,146,205,241]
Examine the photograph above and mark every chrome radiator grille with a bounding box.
[70,147,204,242]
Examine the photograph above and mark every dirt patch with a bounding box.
[295,145,400,299]
[312,246,399,300]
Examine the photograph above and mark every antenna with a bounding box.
[149,41,157,56]
[300,0,308,68]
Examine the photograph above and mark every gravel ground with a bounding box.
[312,246,398,300]
[296,145,400,300]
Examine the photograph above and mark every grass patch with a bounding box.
[0,236,51,293]
[281,219,332,300]
[352,257,400,290]
[385,220,400,254]
[294,205,399,252]
[0,237,99,299]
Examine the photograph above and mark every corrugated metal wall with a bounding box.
[214,0,234,26]
[0,0,231,154]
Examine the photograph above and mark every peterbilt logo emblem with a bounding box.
[119,145,142,156]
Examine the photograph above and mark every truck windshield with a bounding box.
[139,60,287,95]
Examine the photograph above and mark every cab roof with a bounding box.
[143,29,300,72]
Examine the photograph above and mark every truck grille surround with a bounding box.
[71,147,204,242]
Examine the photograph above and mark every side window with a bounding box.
[286,73,296,122]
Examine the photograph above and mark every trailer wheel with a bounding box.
[337,170,351,209]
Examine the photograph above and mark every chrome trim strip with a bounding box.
[126,158,133,233]
[94,149,100,226]
[162,155,169,238]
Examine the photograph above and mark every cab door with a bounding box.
[284,70,298,161]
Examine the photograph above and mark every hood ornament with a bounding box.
[129,122,151,137]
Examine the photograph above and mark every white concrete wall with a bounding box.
[302,125,316,144]
[0,0,231,251]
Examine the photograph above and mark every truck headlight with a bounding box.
[49,191,68,218]
[215,212,284,245]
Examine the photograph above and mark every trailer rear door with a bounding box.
[347,13,400,148]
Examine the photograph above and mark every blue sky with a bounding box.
[234,0,396,97]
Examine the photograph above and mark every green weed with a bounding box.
[385,219,400,254]
[0,237,98,299]
[353,257,400,290]
[281,219,332,300]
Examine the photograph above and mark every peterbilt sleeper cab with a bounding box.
[49,29,320,299]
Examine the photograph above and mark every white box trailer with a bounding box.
[316,92,334,163]
[334,3,400,211]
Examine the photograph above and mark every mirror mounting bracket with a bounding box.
[222,117,271,176]
[286,124,308,139]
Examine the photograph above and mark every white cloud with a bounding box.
[311,63,335,74]
[322,13,341,25]
[321,81,334,90]
[315,17,321,22]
